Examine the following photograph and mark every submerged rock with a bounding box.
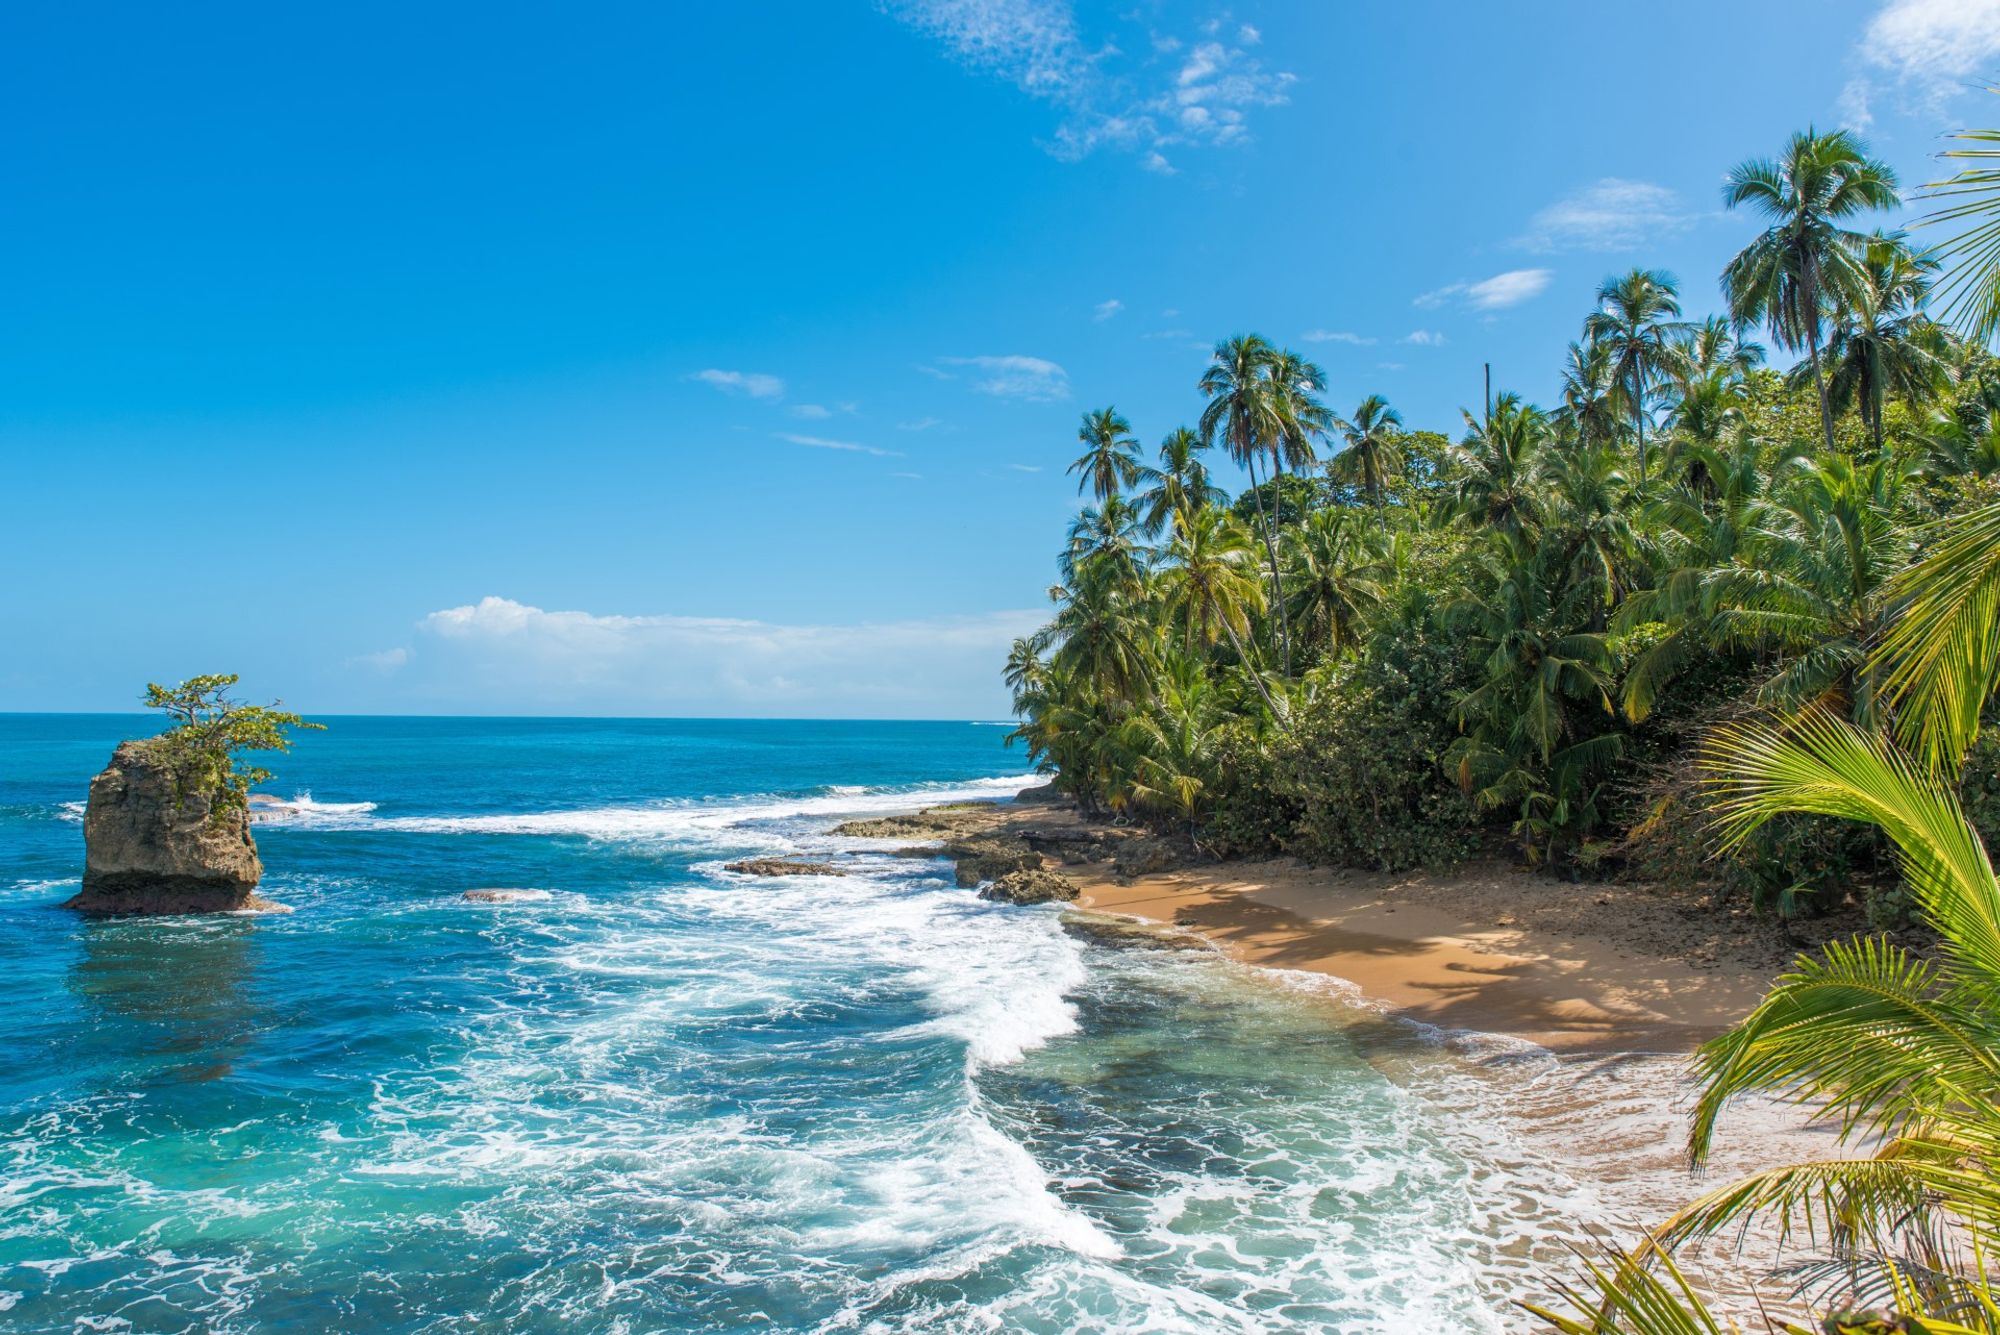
[721,858,841,877]
[68,742,271,915]
[979,868,1079,905]
[461,888,554,903]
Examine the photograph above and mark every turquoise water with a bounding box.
[0,715,1675,1332]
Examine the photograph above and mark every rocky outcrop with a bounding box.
[461,888,553,903]
[1012,782,1066,805]
[978,868,1079,905]
[941,836,1041,888]
[68,742,272,915]
[722,858,842,877]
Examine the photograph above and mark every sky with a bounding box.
[3,0,1998,719]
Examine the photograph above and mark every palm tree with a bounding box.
[1819,232,1955,456]
[1921,84,2000,343]
[1878,498,2000,774]
[1452,393,1549,533]
[1046,554,1157,706]
[1135,427,1226,539]
[1155,506,1278,714]
[1058,496,1148,587]
[1555,339,1623,452]
[1068,407,1144,501]
[1582,268,1688,486]
[1264,347,1333,477]
[1282,509,1389,659]
[1326,394,1405,531]
[1723,127,1901,455]
[1198,334,1294,672]
[1544,436,1635,633]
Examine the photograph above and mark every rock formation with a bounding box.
[67,741,272,915]
[461,888,554,903]
[721,858,842,877]
[978,868,1079,905]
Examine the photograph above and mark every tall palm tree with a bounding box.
[1198,334,1294,672]
[1067,407,1144,501]
[1722,127,1901,455]
[1264,347,1333,477]
[1155,506,1279,714]
[1582,268,1688,486]
[1327,394,1405,531]
[1135,427,1226,539]
[1820,231,1955,455]
[1058,496,1148,587]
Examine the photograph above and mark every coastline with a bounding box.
[847,786,1814,1055]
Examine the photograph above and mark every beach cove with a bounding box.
[0,715,1831,1332]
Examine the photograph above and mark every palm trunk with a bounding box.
[1221,615,1281,716]
[1804,258,1838,456]
[1632,367,1647,487]
[1243,448,1293,675]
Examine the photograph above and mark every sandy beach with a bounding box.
[864,793,1843,1054]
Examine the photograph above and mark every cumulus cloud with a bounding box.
[936,354,1071,401]
[776,432,902,458]
[1093,298,1123,321]
[691,368,785,399]
[1401,330,1446,346]
[1416,268,1553,311]
[1519,179,1695,253]
[407,596,1041,716]
[1302,329,1377,345]
[1864,0,2000,84]
[882,0,1294,166]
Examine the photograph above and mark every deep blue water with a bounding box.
[0,715,1663,1333]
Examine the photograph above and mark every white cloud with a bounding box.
[1007,463,1043,472]
[351,647,409,671]
[691,368,785,399]
[1401,330,1447,346]
[1416,268,1553,311]
[883,1,1294,166]
[1302,329,1377,345]
[1377,362,1406,372]
[898,416,945,431]
[890,471,924,479]
[408,596,1041,716]
[937,354,1071,401]
[1519,179,1694,253]
[788,402,857,419]
[777,432,903,458]
[1093,298,1124,321]
[1863,0,2000,84]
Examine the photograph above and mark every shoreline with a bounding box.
[842,786,1823,1055]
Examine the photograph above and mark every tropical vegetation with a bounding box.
[1007,104,2000,1325]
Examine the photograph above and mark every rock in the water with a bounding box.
[979,868,1079,905]
[942,836,1042,888]
[461,888,554,903]
[68,741,270,915]
[721,858,842,877]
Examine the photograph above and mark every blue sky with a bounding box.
[4,0,1997,718]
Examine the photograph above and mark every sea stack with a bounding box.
[67,741,272,915]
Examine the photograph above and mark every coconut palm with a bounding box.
[1264,347,1333,477]
[1155,506,1278,714]
[1136,427,1227,539]
[1556,339,1623,452]
[1046,555,1157,705]
[1878,498,2000,774]
[1544,436,1636,632]
[1198,334,1294,672]
[1583,268,1689,486]
[1326,394,1405,531]
[1453,393,1549,533]
[1921,85,2000,343]
[1068,407,1145,501]
[1723,128,1902,455]
[1819,232,1956,455]
[1059,496,1148,587]
[1281,508,1389,660]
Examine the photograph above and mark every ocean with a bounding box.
[0,715,1788,1332]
